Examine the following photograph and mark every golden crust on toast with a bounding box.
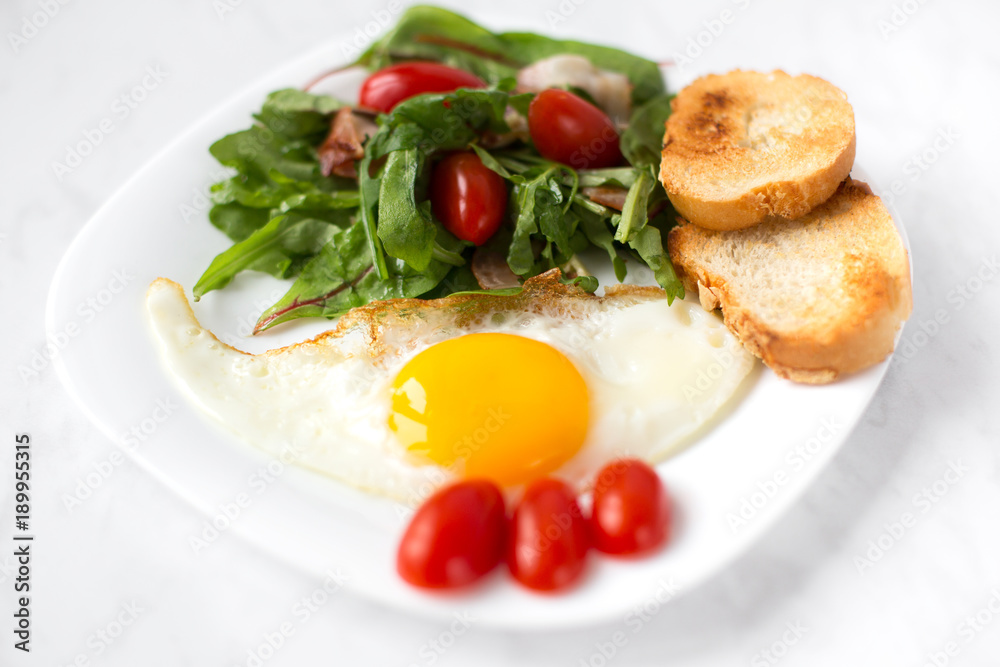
[660,70,856,231]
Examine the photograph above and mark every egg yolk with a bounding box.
[388,333,589,487]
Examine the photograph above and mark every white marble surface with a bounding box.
[2,0,999,664]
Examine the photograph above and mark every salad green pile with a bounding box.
[194,5,681,332]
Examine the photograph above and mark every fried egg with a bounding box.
[146,271,754,502]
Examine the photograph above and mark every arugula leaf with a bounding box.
[210,176,286,209]
[367,88,512,158]
[208,203,271,243]
[469,143,513,178]
[206,125,357,248]
[505,163,585,277]
[627,224,684,302]
[431,239,466,266]
[564,274,599,293]
[254,88,346,140]
[575,167,638,189]
[507,91,534,117]
[357,152,390,280]
[506,170,547,275]
[537,181,572,257]
[210,174,358,212]
[614,167,656,243]
[621,93,674,168]
[210,126,319,183]
[575,204,626,281]
[254,222,373,329]
[193,214,338,299]
[416,263,482,299]
[376,148,438,271]
[254,222,455,331]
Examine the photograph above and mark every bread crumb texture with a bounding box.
[668,179,912,383]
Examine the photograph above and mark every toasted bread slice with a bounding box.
[667,178,911,383]
[659,70,856,231]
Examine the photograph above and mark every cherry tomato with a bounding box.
[397,479,506,589]
[527,88,622,169]
[590,459,671,555]
[358,61,486,113]
[430,151,508,245]
[508,478,590,591]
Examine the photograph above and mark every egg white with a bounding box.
[146,277,754,503]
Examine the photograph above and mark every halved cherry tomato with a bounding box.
[508,478,590,591]
[430,151,508,245]
[528,88,622,169]
[590,459,671,555]
[358,61,486,113]
[397,479,506,589]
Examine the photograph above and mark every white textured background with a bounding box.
[2,0,999,665]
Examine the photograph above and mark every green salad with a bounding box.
[194,5,681,332]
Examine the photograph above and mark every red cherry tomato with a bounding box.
[358,61,486,113]
[508,478,590,591]
[430,151,508,245]
[397,479,506,589]
[527,88,622,169]
[590,459,671,555]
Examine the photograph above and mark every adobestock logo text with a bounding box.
[51,66,169,181]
